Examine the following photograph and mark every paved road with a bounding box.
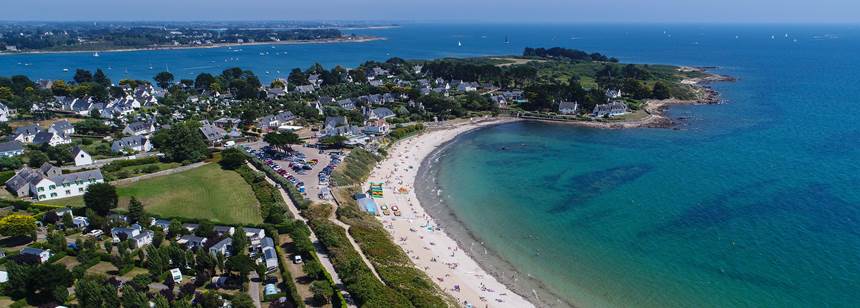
[245,162,358,308]
[248,272,262,308]
[61,152,159,171]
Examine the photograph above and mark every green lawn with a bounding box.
[45,164,262,224]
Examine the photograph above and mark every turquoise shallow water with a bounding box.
[3,23,860,307]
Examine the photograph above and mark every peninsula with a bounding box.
[0,46,729,307]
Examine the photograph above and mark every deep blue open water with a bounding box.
[3,23,859,307]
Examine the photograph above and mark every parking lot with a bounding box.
[241,141,346,203]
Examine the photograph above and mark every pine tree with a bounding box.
[127,197,144,223]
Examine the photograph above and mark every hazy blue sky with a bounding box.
[2,0,858,23]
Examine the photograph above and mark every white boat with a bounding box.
[457,41,462,47]
[63,68,69,72]
[93,52,100,57]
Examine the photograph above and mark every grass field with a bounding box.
[45,164,262,224]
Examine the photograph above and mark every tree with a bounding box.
[302,260,324,280]
[62,212,74,228]
[0,214,36,238]
[310,280,334,304]
[288,68,308,86]
[263,131,301,153]
[7,263,73,304]
[225,254,253,282]
[168,219,184,237]
[127,197,144,223]
[151,122,209,163]
[154,71,175,89]
[83,183,118,215]
[27,150,49,167]
[652,81,671,100]
[219,148,246,170]
[318,135,349,149]
[195,220,214,238]
[94,69,111,87]
[232,226,248,255]
[231,293,255,308]
[194,73,216,90]
[197,291,223,308]
[0,156,23,171]
[74,69,93,84]
[75,275,120,308]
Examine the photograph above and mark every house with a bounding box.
[209,238,233,257]
[13,124,40,143]
[214,226,235,236]
[0,102,12,122]
[32,130,72,146]
[48,120,75,136]
[265,87,287,99]
[368,80,384,87]
[558,101,579,115]
[122,121,156,136]
[200,124,227,145]
[111,135,151,153]
[177,235,208,249]
[500,91,528,103]
[605,89,623,99]
[130,230,154,248]
[0,141,23,157]
[364,107,396,121]
[182,223,200,233]
[5,165,104,201]
[294,85,315,94]
[363,119,388,135]
[457,82,479,92]
[261,237,278,271]
[213,117,240,129]
[150,219,171,230]
[592,101,628,117]
[71,147,93,166]
[489,95,508,108]
[111,224,142,242]
[20,247,51,263]
[256,111,296,132]
[244,227,265,242]
[324,116,348,130]
[336,98,356,111]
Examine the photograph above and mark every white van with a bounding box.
[293,255,303,264]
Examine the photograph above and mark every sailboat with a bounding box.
[457,41,462,47]
[93,51,100,57]
[504,36,510,44]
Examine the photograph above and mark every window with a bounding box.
[39,194,46,199]
[49,185,55,190]
[37,187,44,192]
[78,188,84,192]
[65,190,71,195]
[50,193,57,197]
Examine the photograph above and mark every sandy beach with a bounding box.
[365,117,536,308]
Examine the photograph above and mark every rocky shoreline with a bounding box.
[518,67,734,129]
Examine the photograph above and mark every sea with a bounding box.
[3,23,859,307]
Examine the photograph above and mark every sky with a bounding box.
[2,0,859,23]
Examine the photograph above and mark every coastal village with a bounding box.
[0,47,721,307]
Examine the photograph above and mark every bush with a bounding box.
[331,148,379,186]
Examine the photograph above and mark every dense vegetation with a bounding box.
[0,22,344,52]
